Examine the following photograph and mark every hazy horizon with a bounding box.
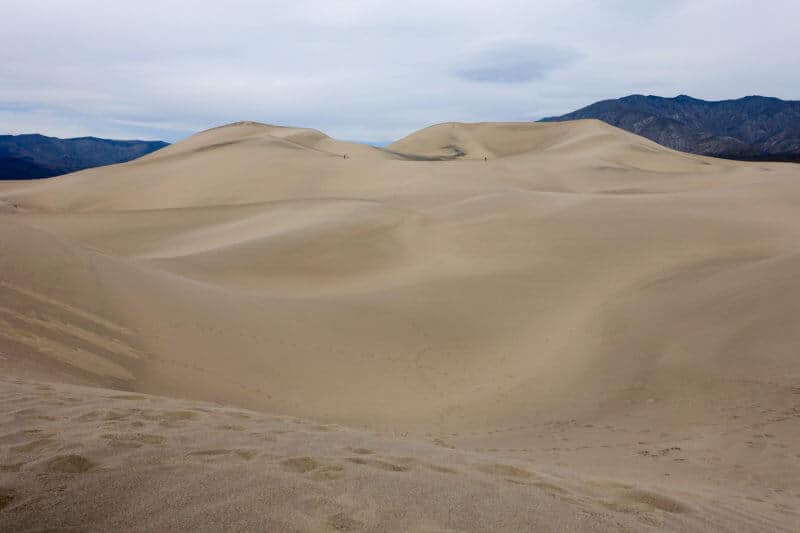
[3,92,798,146]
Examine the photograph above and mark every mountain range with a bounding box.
[540,94,800,162]
[2,94,798,181]
[0,134,168,179]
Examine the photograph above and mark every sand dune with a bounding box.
[1,120,799,530]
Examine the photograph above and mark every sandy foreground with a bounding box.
[0,120,799,530]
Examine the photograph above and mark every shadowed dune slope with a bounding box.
[1,120,800,530]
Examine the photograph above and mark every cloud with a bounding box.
[0,1,798,143]
[454,40,578,84]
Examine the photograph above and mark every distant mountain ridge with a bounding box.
[540,94,800,162]
[0,134,168,179]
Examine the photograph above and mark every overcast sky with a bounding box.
[2,0,799,143]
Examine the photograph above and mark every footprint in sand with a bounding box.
[45,454,97,474]
[280,457,345,480]
[479,464,570,495]
[346,447,374,455]
[148,410,199,427]
[187,449,229,459]
[422,463,457,475]
[235,449,258,460]
[602,488,691,514]
[327,512,364,531]
[101,433,166,448]
[312,464,346,481]
[282,457,321,473]
[0,487,16,510]
[529,480,569,495]
[187,449,257,460]
[77,410,103,422]
[223,411,252,420]
[218,424,246,431]
[346,457,410,472]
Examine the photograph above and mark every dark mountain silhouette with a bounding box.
[540,95,800,162]
[0,134,168,179]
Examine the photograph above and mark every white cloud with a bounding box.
[454,39,578,83]
[0,0,798,142]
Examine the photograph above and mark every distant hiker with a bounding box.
[484,155,488,162]
[343,154,348,159]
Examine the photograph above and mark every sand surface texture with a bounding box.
[1,120,799,530]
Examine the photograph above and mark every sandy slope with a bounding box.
[1,120,799,530]
[1,377,731,532]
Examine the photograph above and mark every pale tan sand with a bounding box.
[2,377,793,532]
[1,120,799,530]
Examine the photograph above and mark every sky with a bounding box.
[1,0,799,144]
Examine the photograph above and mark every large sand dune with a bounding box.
[1,120,799,530]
